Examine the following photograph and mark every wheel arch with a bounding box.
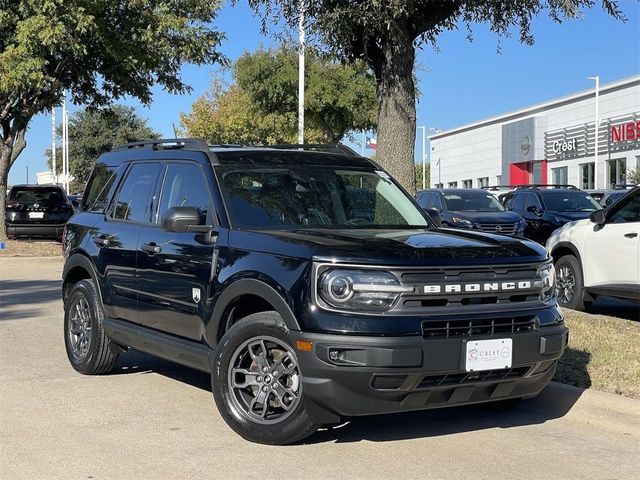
[207,279,301,348]
[549,242,582,266]
[62,253,103,307]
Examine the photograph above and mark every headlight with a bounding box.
[538,262,556,303]
[318,269,412,312]
[450,217,473,227]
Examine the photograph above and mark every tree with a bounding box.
[47,106,160,192]
[0,0,224,239]
[247,1,626,195]
[235,46,376,142]
[181,45,376,145]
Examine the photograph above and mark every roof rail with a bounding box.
[114,138,210,153]
[513,184,578,190]
[613,183,638,190]
[268,143,361,157]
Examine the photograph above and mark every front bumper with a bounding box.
[6,223,66,238]
[291,323,568,417]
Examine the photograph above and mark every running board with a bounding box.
[104,318,213,373]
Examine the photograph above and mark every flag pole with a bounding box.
[297,3,305,145]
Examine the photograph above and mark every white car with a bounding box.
[546,187,639,310]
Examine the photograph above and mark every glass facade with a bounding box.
[580,163,595,189]
[552,166,568,185]
[607,159,626,188]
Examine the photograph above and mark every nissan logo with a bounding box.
[495,225,503,232]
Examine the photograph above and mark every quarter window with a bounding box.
[111,163,162,223]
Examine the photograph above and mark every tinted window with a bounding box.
[431,193,443,210]
[510,193,526,211]
[157,163,211,223]
[443,192,504,212]
[416,192,429,209]
[111,163,162,223]
[609,191,639,223]
[525,193,543,210]
[542,192,601,212]
[218,166,428,229]
[9,186,66,205]
[83,163,123,213]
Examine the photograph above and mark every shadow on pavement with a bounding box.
[109,349,588,444]
[588,296,639,322]
[0,279,62,321]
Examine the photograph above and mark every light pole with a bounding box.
[588,76,600,189]
[417,126,427,189]
[297,4,305,145]
[51,107,56,184]
[430,128,442,187]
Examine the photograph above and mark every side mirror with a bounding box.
[526,205,539,214]
[162,206,209,233]
[589,209,606,226]
[425,208,442,227]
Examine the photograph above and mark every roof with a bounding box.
[430,75,640,140]
[418,188,492,194]
[214,149,375,167]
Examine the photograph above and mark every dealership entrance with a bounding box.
[509,160,548,185]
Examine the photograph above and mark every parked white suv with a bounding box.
[546,187,639,310]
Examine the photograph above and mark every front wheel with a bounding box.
[211,312,318,445]
[555,255,587,311]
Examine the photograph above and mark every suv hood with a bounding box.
[229,228,548,266]
[446,210,522,223]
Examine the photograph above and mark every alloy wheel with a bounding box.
[556,265,576,305]
[68,296,93,361]
[227,336,301,425]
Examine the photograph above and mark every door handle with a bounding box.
[93,236,110,247]
[141,242,161,254]
[624,232,638,238]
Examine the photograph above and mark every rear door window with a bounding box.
[525,193,543,211]
[510,193,526,211]
[110,163,162,223]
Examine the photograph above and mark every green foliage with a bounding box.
[415,162,430,192]
[47,105,159,189]
[181,45,376,145]
[235,46,376,142]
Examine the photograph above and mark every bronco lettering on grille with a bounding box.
[423,281,542,294]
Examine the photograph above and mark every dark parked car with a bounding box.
[599,186,637,208]
[502,185,602,244]
[416,188,527,237]
[68,194,83,212]
[61,139,566,445]
[5,184,75,239]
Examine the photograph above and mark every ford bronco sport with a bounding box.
[62,139,567,445]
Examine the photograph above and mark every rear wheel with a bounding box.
[64,279,119,374]
[555,255,587,311]
[211,312,318,445]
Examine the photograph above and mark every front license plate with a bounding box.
[28,212,44,219]
[465,338,512,372]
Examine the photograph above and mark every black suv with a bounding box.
[416,188,527,237]
[62,139,567,445]
[502,185,602,244]
[6,184,75,239]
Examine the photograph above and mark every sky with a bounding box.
[9,0,640,185]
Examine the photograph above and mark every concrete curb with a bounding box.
[536,382,640,435]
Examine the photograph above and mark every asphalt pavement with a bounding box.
[1,257,639,480]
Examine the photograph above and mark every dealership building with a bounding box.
[429,75,640,190]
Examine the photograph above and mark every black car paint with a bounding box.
[503,189,599,244]
[6,184,75,238]
[416,189,526,237]
[63,145,566,421]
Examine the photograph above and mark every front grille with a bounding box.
[417,366,530,389]
[422,316,536,338]
[477,222,517,235]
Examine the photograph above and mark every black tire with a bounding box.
[555,255,586,311]
[211,312,318,445]
[64,279,119,374]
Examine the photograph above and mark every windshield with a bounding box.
[543,192,601,212]
[443,192,505,212]
[9,187,66,205]
[217,166,429,229]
